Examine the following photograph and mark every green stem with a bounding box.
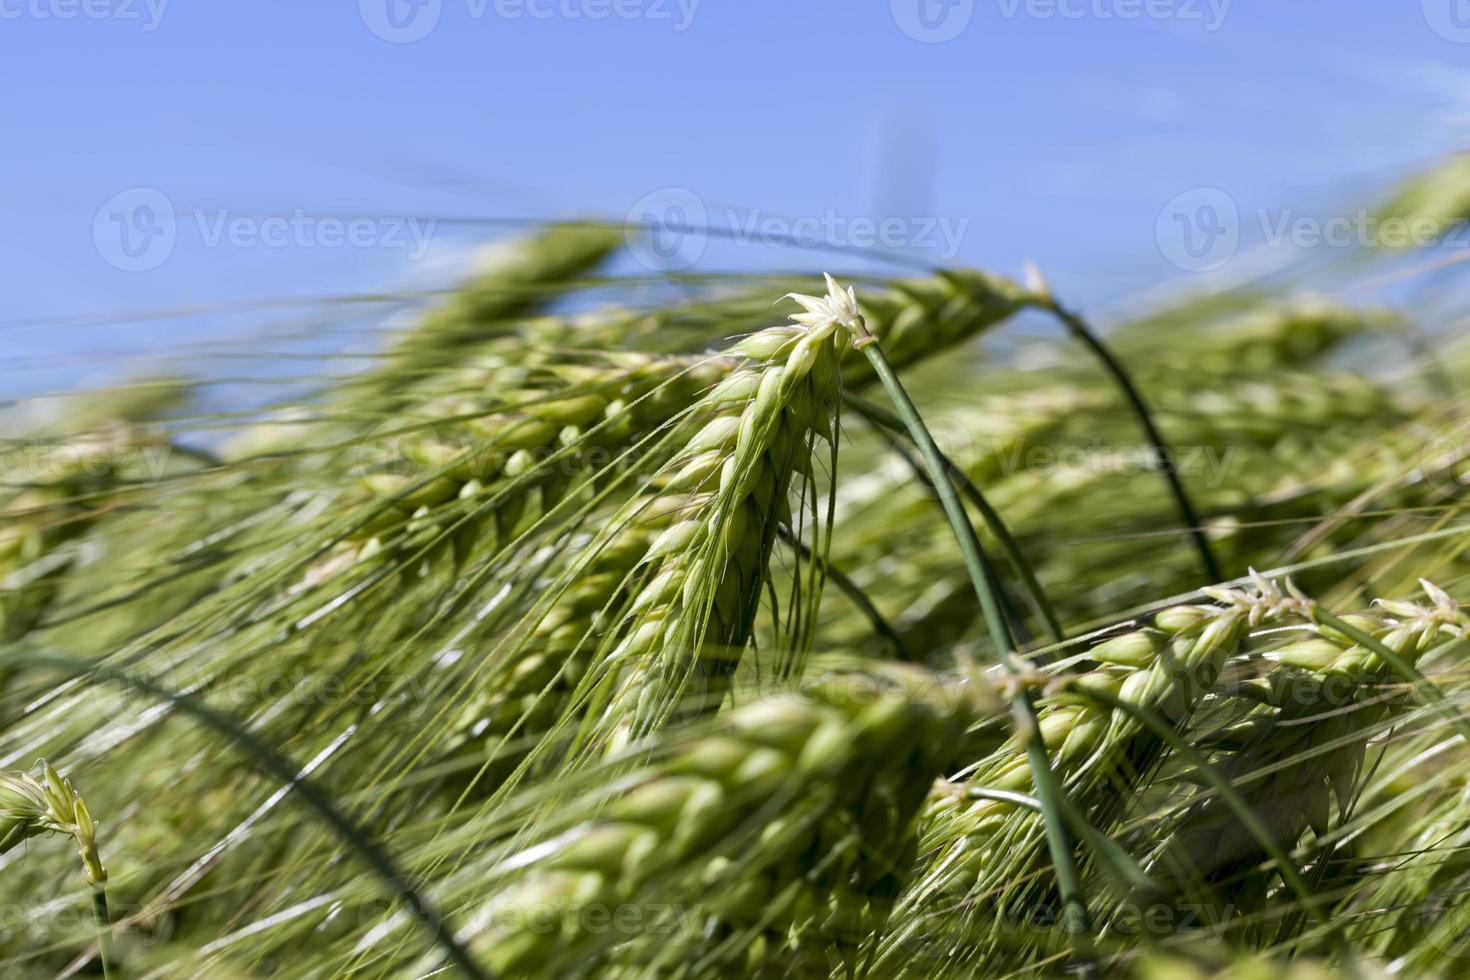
[844,391,1064,645]
[93,887,115,980]
[1042,300,1223,585]
[849,326,1095,971]
[1310,608,1470,749]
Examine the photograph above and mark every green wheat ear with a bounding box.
[1374,151,1470,249]
[0,759,114,977]
[458,662,1001,977]
[1158,579,1470,896]
[0,760,105,887]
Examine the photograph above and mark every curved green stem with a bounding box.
[0,651,489,980]
[1042,299,1223,585]
[844,391,1064,645]
[849,327,1095,972]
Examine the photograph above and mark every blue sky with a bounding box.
[3,1,1469,397]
